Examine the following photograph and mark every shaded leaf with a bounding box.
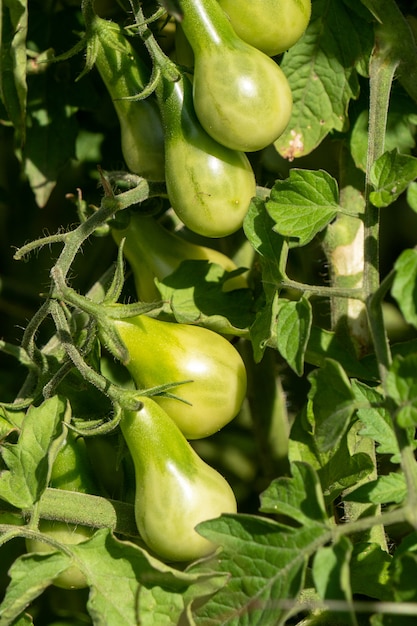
[259,461,328,526]
[0,552,72,625]
[157,260,253,336]
[289,407,374,504]
[350,542,392,601]
[312,537,355,620]
[308,359,356,452]
[306,326,376,380]
[23,66,78,206]
[275,297,312,376]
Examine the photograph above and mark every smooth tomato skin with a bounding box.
[25,521,94,589]
[120,398,237,562]
[111,212,247,301]
[218,0,312,56]
[113,315,247,439]
[192,46,293,151]
[91,15,165,181]
[158,73,256,237]
[179,0,293,151]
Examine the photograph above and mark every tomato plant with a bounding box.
[2,0,417,624]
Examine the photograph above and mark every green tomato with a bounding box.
[50,430,98,495]
[113,314,247,439]
[120,397,237,562]
[179,0,293,151]
[157,71,256,237]
[25,520,93,589]
[88,12,165,181]
[217,0,312,56]
[111,211,247,301]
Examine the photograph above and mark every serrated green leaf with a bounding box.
[386,354,417,427]
[267,170,340,247]
[275,0,371,159]
[289,408,374,504]
[306,326,376,380]
[352,380,413,463]
[69,529,223,626]
[259,461,328,526]
[275,297,312,376]
[344,472,407,505]
[0,396,68,509]
[3,527,226,625]
[308,359,356,452]
[369,150,417,208]
[192,514,330,626]
[156,260,253,336]
[0,0,28,144]
[0,552,72,625]
[312,536,354,618]
[350,542,392,602]
[391,248,417,329]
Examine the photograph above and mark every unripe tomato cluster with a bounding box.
[25,0,312,574]
[88,0,310,238]
[99,0,310,562]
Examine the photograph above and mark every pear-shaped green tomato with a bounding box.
[158,72,256,237]
[90,14,165,181]
[111,212,247,301]
[217,0,312,56]
[113,315,247,439]
[179,0,293,151]
[120,397,237,562]
[26,521,93,589]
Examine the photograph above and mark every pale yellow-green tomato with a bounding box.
[158,73,256,237]
[26,520,93,589]
[179,0,293,151]
[113,314,247,439]
[218,0,312,56]
[120,397,237,562]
